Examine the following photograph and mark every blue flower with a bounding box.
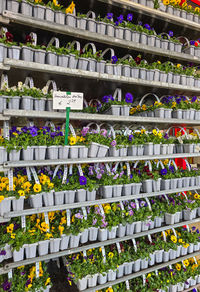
[117,14,124,23]
[108,94,114,101]
[107,13,113,20]
[79,176,87,185]
[129,135,134,141]
[30,128,38,137]
[125,92,133,103]
[168,31,173,37]
[112,55,118,64]
[115,21,119,26]
[190,40,195,45]
[127,13,133,21]
[169,166,174,173]
[102,95,109,103]
[160,168,167,175]
[176,98,181,104]
[130,174,133,179]
[191,96,197,102]
[144,24,151,30]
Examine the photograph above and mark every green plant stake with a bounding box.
[65,106,71,145]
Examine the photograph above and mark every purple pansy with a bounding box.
[107,13,113,20]
[160,168,167,175]
[125,92,133,103]
[79,176,87,185]
[112,55,118,64]
[127,13,133,21]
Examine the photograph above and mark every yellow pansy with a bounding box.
[45,278,51,286]
[152,129,158,136]
[18,190,25,197]
[163,159,169,165]
[171,235,177,243]
[108,252,114,258]
[177,64,181,68]
[69,136,76,146]
[33,183,42,193]
[183,259,189,267]
[0,195,4,203]
[194,193,200,199]
[175,263,181,271]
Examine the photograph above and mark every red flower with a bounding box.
[179,0,186,5]
[25,35,33,43]
[195,42,199,47]
[135,56,141,65]
[6,32,13,42]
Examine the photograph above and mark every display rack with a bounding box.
[1,0,200,291]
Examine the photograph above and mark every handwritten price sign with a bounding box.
[53,91,83,110]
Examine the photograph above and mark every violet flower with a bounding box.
[79,176,87,185]
[117,14,124,23]
[111,140,117,147]
[75,213,83,219]
[160,168,167,175]
[125,92,133,103]
[112,55,118,64]
[107,13,113,20]
[127,13,133,21]
[168,31,173,37]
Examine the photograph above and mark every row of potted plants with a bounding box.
[1,0,75,23]
[3,0,186,54]
[158,0,200,24]
[65,228,200,290]
[1,193,200,261]
[130,95,200,120]
[1,191,199,262]
[0,262,51,292]
[1,159,200,212]
[0,30,199,85]
[2,125,200,165]
[98,257,200,292]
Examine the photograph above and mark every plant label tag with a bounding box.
[162,231,167,242]
[186,225,190,232]
[62,165,68,184]
[148,234,152,243]
[163,194,169,202]
[66,209,70,227]
[8,169,13,191]
[132,239,137,252]
[182,261,186,268]
[36,262,40,278]
[83,250,87,258]
[145,198,152,210]
[78,164,83,176]
[105,163,111,174]
[30,167,40,184]
[99,205,105,216]
[26,166,32,181]
[126,280,130,290]
[44,212,50,232]
[21,215,26,229]
[81,207,87,220]
[3,121,10,140]
[169,265,173,269]
[135,199,139,210]
[116,242,121,254]
[193,257,198,264]
[171,228,177,237]
[120,201,124,210]
[8,269,12,279]
[143,274,146,286]
[126,162,131,177]
[53,91,83,110]
[155,270,158,276]
[69,164,73,175]
[101,246,106,263]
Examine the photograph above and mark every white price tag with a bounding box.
[99,205,105,216]
[155,270,158,276]
[62,165,68,184]
[69,164,73,175]
[81,207,87,220]
[120,201,124,211]
[193,257,198,264]
[145,198,152,211]
[105,164,111,174]
[66,209,71,227]
[8,169,13,191]
[53,91,83,110]
[163,194,169,203]
[36,262,40,278]
[26,167,32,181]
[186,225,190,232]
[126,280,130,290]
[30,167,40,184]
[21,215,26,229]
[101,246,106,263]
[126,162,131,177]
[148,234,152,243]
[169,265,173,269]
[171,228,177,237]
[162,231,166,242]
[53,165,60,179]
[116,242,121,254]
[78,164,84,176]
[44,212,50,232]
[83,250,87,257]
[132,239,137,252]
[8,269,12,279]
[3,121,10,140]
[143,274,146,286]
[135,199,139,210]
[182,261,186,268]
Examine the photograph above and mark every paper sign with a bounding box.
[53,91,83,110]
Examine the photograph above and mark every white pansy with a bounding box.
[42,86,48,95]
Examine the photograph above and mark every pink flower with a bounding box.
[101,129,107,137]
[111,140,117,147]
